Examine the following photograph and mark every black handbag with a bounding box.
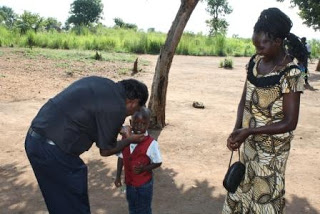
[223,150,245,193]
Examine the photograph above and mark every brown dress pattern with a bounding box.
[222,55,304,214]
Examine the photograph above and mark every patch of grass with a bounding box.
[23,49,38,59]
[55,62,71,69]
[118,67,130,75]
[140,59,150,66]
[20,48,139,64]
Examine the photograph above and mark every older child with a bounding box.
[115,107,162,214]
[223,8,306,213]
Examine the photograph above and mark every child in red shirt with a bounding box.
[115,107,162,214]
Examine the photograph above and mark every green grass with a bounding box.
[19,48,141,64]
[0,25,319,58]
[118,67,131,75]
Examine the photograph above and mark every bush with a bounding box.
[148,40,162,54]
[26,31,36,49]
[220,58,233,69]
[94,51,102,60]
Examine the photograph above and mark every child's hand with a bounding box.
[114,178,122,187]
[133,164,145,174]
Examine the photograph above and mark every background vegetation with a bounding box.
[1,25,319,58]
[0,1,319,58]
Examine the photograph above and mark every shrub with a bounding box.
[220,58,233,69]
[26,31,36,49]
[94,51,102,60]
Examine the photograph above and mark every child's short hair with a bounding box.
[132,107,151,121]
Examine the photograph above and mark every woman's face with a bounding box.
[252,32,280,59]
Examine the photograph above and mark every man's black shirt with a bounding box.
[31,76,126,156]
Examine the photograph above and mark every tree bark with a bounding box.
[316,59,320,71]
[148,0,199,129]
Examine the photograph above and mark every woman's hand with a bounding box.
[227,135,239,151]
[114,178,122,187]
[231,128,250,143]
[227,128,250,151]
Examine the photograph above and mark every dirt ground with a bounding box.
[0,47,319,214]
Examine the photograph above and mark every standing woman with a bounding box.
[222,8,307,213]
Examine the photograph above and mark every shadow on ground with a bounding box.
[0,160,318,214]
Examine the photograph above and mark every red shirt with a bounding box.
[122,136,154,187]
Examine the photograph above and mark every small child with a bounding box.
[114,107,162,214]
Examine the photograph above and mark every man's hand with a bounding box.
[127,133,145,144]
[120,125,145,143]
[120,125,132,138]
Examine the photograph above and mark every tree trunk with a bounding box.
[316,59,320,71]
[148,0,199,129]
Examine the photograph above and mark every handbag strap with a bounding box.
[228,149,241,168]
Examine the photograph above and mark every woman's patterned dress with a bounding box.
[222,55,304,214]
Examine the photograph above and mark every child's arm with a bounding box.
[133,162,162,174]
[114,157,124,187]
[134,139,162,174]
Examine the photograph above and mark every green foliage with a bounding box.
[0,6,17,29]
[310,39,320,58]
[26,31,36,49]
[276,0,320,31]
[220,57,233,69]
[113,18,138,30]
[72,25,91,35]
[0,25,319,57]
[205,0,233,36]
[16,11,43,34]
[67,0,103,26]
[44,17,62,31]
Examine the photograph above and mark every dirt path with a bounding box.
[0,48,319,213]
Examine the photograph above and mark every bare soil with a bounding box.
[1,47,320,214]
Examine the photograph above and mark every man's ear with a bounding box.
[126,98,139,106]
[275,38,282,46]
[125,98,140,116]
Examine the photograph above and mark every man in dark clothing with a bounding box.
[25,76,149,214]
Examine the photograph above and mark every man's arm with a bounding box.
[100,133,145,156]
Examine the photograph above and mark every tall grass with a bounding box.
[0,25,319,58]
